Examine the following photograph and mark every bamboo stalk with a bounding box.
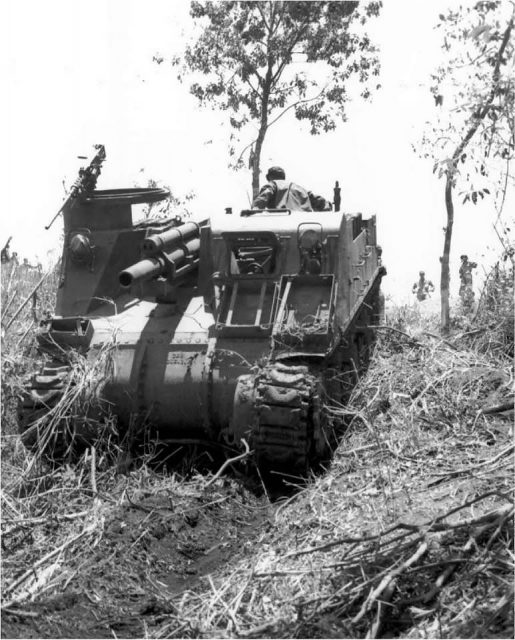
[15,319,35,349]
[4,272,49,331]
[2,261,18,308]
[90,446,97,496]
[1,288,18,322]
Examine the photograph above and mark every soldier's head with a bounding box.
[460,254,468,262]
[419,271,425,277]
[266,166,286,181]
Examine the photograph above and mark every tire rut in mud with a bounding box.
[1,480,271,639]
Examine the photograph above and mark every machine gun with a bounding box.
[45,145,107,230]
[119,220,201,288]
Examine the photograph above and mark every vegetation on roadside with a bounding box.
[419,2,514,332]
[1,262,60,436]
[152,284,513,639]
[1,250,512,638]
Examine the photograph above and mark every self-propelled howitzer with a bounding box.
[20,148,386,475]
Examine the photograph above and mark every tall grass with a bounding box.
[1,261,60,435]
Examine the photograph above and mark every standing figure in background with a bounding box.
[459,255,477,311]
[1,237,12,263]
[333,181,341,212]
[412,271,435,301]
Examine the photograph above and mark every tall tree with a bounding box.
[421,1,514,333]
[172,1,381,197]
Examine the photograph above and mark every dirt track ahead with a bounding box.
[2,476,271,638]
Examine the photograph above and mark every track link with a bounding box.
[18,360,102,459]
[252,363,327,475]
[18,361,72,454]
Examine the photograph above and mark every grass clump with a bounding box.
[472,256,514,358]
[1,262,59,435]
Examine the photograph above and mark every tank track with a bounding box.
[19,360,329,474]
[18,361,71,453]
[251,363,327,475]
[18,360,100,459]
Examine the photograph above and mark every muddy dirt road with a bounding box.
[2,473,272,639]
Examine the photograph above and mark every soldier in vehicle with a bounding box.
[252,166,332,212]
[459,255,477,309]
[412,271,435,301]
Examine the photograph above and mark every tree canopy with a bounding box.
[427,2,514,205]
[173,1,381,195]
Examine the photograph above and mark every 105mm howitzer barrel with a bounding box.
[119,257,165,288]
[119,221,201,288]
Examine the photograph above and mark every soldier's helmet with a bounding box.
[266,166,286,181]
[460,255,468,261]
[419,271,425,276]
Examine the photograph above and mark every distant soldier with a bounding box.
[1,237,12,263]
[252,166,331,212]
[20,257,41,272]
[412,271,435,301]
[459,255,477,310]
[333,181,342,212]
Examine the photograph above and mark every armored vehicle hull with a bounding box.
[20,148,385,475]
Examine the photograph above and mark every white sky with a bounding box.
[1,0,513,301]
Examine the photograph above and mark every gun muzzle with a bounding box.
[119,237,201,289]
[119,257,166,288]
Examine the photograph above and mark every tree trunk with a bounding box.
[252,60,273,199]
[252,126,266,199]
[437,17,513,334]
[252,93,271,199]
[440,177,454,333]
